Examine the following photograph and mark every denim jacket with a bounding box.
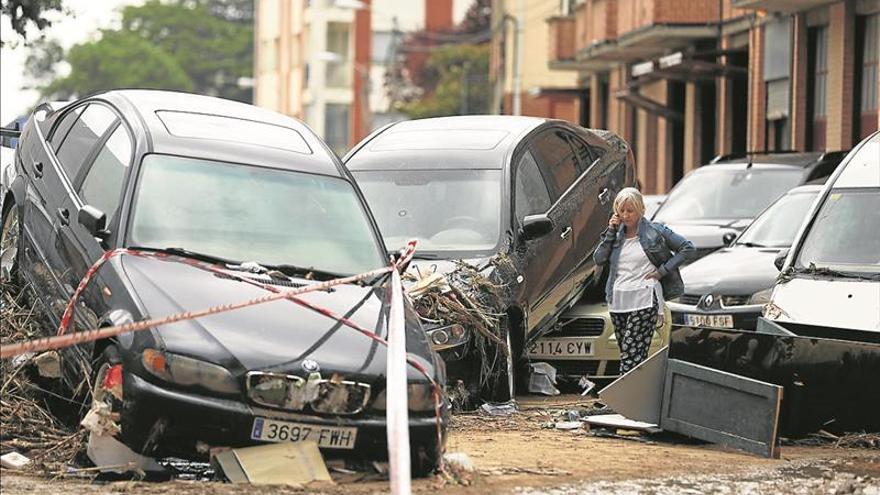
[593,216,694,305]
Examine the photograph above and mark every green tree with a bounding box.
[0,0,64,46]
[119,0,253,102]
[396,44,490,119]
[43,31,194,99]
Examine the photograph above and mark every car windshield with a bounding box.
[128,154,385,276]
[735,191,818,248]
[795,188,880,273]
[654,167,802,222]
[353,169,502,253]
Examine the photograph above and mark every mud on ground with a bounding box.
[2,394,878,494]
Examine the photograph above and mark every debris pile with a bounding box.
[0,284,86,472]
[405,255,515,391]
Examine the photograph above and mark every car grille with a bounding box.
[679,294,702,306]
[246,372,371,415]
[721,295,751,307]
[557,317,605,337]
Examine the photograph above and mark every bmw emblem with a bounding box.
[301,359,320,372]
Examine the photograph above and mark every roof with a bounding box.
[712,151,838,167]
[785,184,825,194]
[345,115,547,171]
[832,132,879,188]
[100,90,342,177]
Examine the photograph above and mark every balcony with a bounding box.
[731,0,838,13]
[548,15,576,65]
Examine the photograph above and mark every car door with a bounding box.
[516,128,581,335]
[41,103,118,325]
[55,122,134,334]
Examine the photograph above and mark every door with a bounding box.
[42,103,118,325]
[517,128,582,335]
[56,122,134,334]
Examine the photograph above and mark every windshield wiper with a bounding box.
[129,246,239,266]
[260,263,344,281]
[411,253,441,260]
[738,241,767,248]
[791,263,880,280]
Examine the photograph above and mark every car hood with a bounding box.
[660,221,749,250]
[406,257,493,279]
[681,247,782,296]
[121,255,435,381]
[772,278,880,332]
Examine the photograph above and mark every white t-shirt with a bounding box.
[610,236,664,313]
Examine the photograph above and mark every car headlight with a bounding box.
[748,288,773,305]
[141,349,239,395]
[372,383,436,412]
[763,301,789,320]
[427,324,469,350]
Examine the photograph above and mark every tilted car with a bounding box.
[669,184,822,331]
[765,131,880,342]
[344,116,636,400]
[652,151,846,261]
[0,90,447,472]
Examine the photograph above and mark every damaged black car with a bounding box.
[0,90,448,473]
[344,116,636,403]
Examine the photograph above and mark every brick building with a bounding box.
[493,0,879,193]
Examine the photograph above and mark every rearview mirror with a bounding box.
[773,248,789,271]
[78,205,108,240]
[722,232,737,246]
[520,214,554,241]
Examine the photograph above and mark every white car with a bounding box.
[765,132,879,340]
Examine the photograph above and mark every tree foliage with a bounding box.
[37,0,252,102]
[395,44,490,119]
[43,31,195,98]
[0,0,64,46]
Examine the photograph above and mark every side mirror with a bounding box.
[722,232,737,246]
[520,214,554,241]
[773,248,789,271]
[78,205,108,240]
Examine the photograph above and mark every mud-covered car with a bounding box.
[344,116,636,401]
[529,298,670,381]
[0,90,447,472]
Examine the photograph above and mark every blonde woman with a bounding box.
[594,187,694,373]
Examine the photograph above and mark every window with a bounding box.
[515,151,552,219]
[372,31,393,64]
[49,106,84,152]
[764,17,791,151]
[532,128,579,197]
[567,134,597,173]
[55,104,117,180]
[808,25,828,151]
[857,14,879,139]
[78,126,132,221]
[324,103,350,156]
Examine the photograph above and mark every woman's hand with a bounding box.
[608,213,621,230]
[645,270,662,280]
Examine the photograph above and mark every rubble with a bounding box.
[527,362,560,396]
[0,452,31,470]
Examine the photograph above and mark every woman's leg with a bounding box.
[611,311,639,375]
[625,301,659,371]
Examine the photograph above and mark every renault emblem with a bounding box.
[301,359,320,372]
[701,294,715,309]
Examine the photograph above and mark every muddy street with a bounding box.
[2,395,878,494]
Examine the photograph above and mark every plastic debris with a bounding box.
[34,350,61,378]
[443,452,475,473]
[554,421,584,430]
[0,451,31,470]
[579,375,597,396]
[86,432,164,474]
[480,401,518,416]
[528,362,560,396]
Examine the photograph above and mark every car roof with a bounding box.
[785,184,825,194]
[710,151,837,167]
[345,115,548,171]
[99,90,342,177]
[831,132,879,188]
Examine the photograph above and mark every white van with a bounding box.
[763,132,879,341]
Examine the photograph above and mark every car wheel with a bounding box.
[0,200,22,286]
[410,433,441,478]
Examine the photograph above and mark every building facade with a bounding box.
[495,0,879,193]
[254,0,468,155]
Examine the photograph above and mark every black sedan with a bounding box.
[668,184,822,330]
[344,116,635,401]
[0,90,446,472]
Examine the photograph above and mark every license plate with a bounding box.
[527,338,593,358]
[685,313,734,328]
[250,417,357,450]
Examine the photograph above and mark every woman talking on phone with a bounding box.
[594,187,694,374]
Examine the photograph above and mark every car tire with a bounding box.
[410,433,441,478]
[0,199,22,287]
